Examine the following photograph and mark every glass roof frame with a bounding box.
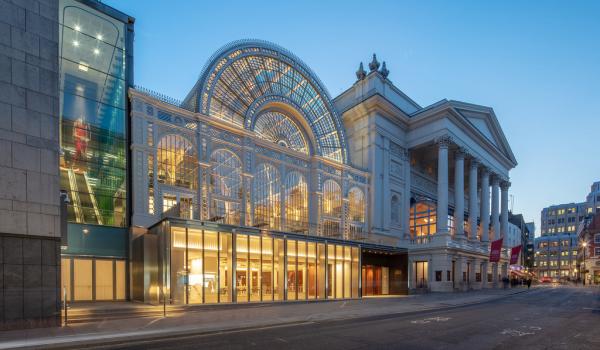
[184,40,349,164]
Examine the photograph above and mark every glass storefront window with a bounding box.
[274,238,285,301]
[187,228,203,304]
[236,235,248,302]
[307,242,317,299]
[287,240,297,300]
[115,260,126,300]
[261,237,273,301]
[73,258,93,300]
[327,244,335,298]
[219,232,232,303]
[205,231,219,303]
[171,227,187,304]
[95,259,113,300]
[249,236,261,302]
[297,241,307,300]
[61,258,71,302]
[317,243,326,299]
[351,247,359,298]
[344,246,351,299]
[336,245,344,298]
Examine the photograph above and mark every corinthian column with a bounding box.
[491,176,500,241]
[469,159,479,240]
[454,149,465,239]
[500,180,510,246]
[480,168,490,242]
[436,136,451,234]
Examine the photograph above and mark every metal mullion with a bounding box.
[260,235,263,302]
[185,227,189,305]
[305,240,309,301]
[295,240,298,301]
[324,241,328,300]
[272,236,275,302]
[283,236,287,301]
[232,233,236,303]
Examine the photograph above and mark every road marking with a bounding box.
[411,316,451,324]
[583,307,600,311]
[501,329,534,337]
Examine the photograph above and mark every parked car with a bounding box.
[540,276,552,283]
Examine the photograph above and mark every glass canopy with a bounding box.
[184,40,348,164]
[254,111,308,155]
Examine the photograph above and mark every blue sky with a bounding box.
[107,0,600,235]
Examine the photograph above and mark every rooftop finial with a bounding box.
[380,61,389,78]
[356,62,366,80]
[368,53,380,72]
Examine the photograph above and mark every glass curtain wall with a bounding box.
[284,171,308,233]
[253,163,281,229]
[210,150,242,224]
[156,135,197,189]
[59,0,128,226]
[164,225,359,304]
[323,180,342,238]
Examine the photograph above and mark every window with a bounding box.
[595,234,600,244]
[210,149,242,224]
[253,163,281,230]
[157,134,198,189]
[348,187,366,223]
[254,111,308,155]
[148,155,154,215]
[410,202,437,238]
[323,180,342,218]
[391,194,400,224]
[284,171,308,233]
[595,247,600,257]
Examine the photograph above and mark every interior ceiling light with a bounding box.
[97,33,103,40]
[73,40,79,47]
[74,25,81,31]
[78,61,89,72]
[93,48,100,55]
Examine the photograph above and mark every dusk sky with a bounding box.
[107,0,600,235]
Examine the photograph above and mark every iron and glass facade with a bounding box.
[59,0,134,302]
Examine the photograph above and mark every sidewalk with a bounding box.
[0,287,532,350]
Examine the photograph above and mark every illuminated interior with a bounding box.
[156,134,198,189]
[254,111,309,155]
[210,149,242,224]
[410,202,437,238]
[253,163,281,229]
[164,225,360,304]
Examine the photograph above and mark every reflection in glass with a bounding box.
[307,242,317,299]
[274,238,285,301]
[317,243,326,299]
[344,246,351,299]
[236,235,248,302]
[210,149,242,224]
[249,236,261,302]
[157,134,197,190]
[285,171,308,233]
[261,237,273,301]
[336,245,343,298]
[219,232,232,303]
[170,227,186,304]
[287,240,297,300]
[327,244,335,298]
[253,163,281,229]
[187,229,203,304]
[205,231,219,303]
[297,241,307,300]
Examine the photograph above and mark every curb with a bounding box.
[1,289,531,350]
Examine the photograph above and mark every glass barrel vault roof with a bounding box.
[183,40,348,164]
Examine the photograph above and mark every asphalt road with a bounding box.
[98,286,599,350]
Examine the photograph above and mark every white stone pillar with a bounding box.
[454,149,465,239]
[500,180,510,245]
[480,168,490,242]
[491,176,500,241]
[469,159,479,240]
[382,138,391,231]
[436,136,451,234]
[402,149,412,240]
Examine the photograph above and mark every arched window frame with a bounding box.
[348,187,366,223]
[322,179,342,219]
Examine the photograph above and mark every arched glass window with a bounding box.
[409,202,437,239]
[156,134,197,189]
[285,171,308,233]
[323,180,342,218]
[254,111,309,155]
[391,195,400,224]
[254,163,281,229]
[210,149,242,224]
[348,187,365,223]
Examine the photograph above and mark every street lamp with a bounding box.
[582,241,587,286]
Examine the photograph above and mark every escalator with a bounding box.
[61,168,103,225]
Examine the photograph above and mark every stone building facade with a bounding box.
[0,0,62,328]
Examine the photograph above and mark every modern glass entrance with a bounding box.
[150,219,364,305]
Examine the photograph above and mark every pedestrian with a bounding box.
[527,278,532,289]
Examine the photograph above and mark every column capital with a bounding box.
[500,180,511,190]
[490,173,501,185]
[470,158,481,169]
[480,165,490,176]
[435,135,453,149]
[455,147,468,159]
[400,148,410,161]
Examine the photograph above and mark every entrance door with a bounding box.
[415,261,428,289]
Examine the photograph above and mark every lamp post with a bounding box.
[582,241,587,286]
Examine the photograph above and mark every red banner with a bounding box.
[510,245,522,265]
[489,238,503,262]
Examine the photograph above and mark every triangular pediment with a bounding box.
[460,110,500,147]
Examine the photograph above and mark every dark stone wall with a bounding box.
[0,234,61,329]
